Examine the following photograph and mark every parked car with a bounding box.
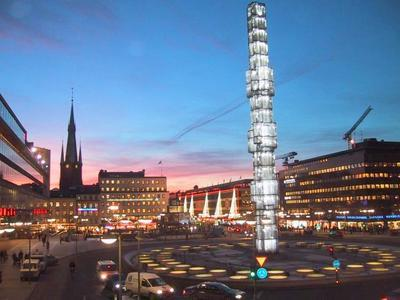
[329,230,344,238]
[20,259,40,281]
[125,272,174,299]
[96,260,118,281]
[183,282,246,299]
[30,254,47,273]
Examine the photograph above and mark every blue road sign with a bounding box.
[256,267,268,279]
[333,259,341,269]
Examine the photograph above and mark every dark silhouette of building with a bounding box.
[59,99,82,195]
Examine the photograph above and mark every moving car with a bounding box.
[45,254,58,266]
[125,272,174,299]
[20,259,40,281]
[30,254,48,273]
[329,230,344,238]
[96,260,118,281]
[183,282,245,299]
[104,273,127,294]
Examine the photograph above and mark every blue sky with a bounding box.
[1,0,399,190]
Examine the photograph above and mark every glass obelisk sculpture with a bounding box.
[247,2,278,254]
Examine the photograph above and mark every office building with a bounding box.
[279,139,400,229]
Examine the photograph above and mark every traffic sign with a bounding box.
[256,267,268,279]
[256,256,267,267]
[332,259,341,269]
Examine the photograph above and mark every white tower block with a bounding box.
[183,195,188,213]
[202,192,210,217]
[247,2,279,254]
[189,194,194,217]
[214,190,223,218]
[228,189,239,219]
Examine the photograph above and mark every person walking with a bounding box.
[12,253,17,266]
[18,250,23,264]
[0,251,4,263]
[46,240,50,253]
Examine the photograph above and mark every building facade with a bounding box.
[59,101,83,195]
[278,139,400,229]
[0,94,50,224]
[176,179,253,218]
[99,170,168,220]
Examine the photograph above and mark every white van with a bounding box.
[20,259,40,281]
[96,260,118,281]
[125,272,174,299]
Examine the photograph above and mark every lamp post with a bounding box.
[136,232,142,300]
[101,234,121,300]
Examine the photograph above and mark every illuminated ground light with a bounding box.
[307,273,326,278]
[366,262,384,268]
[195,273,213,278]
[379,253,393,257]
[189,267,206,274]
[160,259,175,263]
[321,267,336,274]
[236,270,251,275]
[159,252,172,256]
[140,260,154,264]
[359,249,372,254]
[268,270,285,275]
[192,246,202,251]
[346,264,364,271]
[269,275,288,280]
[296,268,314,274]
[238,243,250,247]
[169,270,187,276]
[174,264,191,270]
[335,246,346,252]
[209,269,227,276]
[147,263,160,268]
[163,247,174,250]
[332,243,344,247]
[180,245,191,249]
[230,275,248,280]
[166,261,181,266]
[153,267,170,273]
[151,249,161,253]
[378,259,395,265]
[394,264,400,269]
[370,268,389,272]
[208,245,218,249]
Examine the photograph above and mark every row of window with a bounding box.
[102,193,166,199]
[101,179,163,185]
[102,187,165,192]
[285,194,393,204]
[285,184,400,196]
[107,201,166,206]
[284,162,400,178]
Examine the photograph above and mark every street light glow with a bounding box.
[101,236,117,245]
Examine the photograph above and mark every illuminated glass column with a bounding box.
[246,2,278,254]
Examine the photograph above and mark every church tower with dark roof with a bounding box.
[59,93,83,193]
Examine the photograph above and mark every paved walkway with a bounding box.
[0,237,105,300]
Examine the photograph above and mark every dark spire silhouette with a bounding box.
[60,141,64,164]
[78,141,82,163]
[65,91,77,163]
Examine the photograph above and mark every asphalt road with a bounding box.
[28,236,400,300]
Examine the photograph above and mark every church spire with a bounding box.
[65,89,78,162]
[60,141,64,164]
[78,141,82,163]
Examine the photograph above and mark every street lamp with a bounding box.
[101,234,122,300]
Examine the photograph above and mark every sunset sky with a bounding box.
[1,0,399,191]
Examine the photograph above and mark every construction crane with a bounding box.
[343,105,373,149]
[276,152,297,166]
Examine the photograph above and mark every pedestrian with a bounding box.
[0,250,4,263]
[46,240,50,253]
[38,232,41,241]
[12,253,17,266]
[42,236,46,247]
[18,250,23,264]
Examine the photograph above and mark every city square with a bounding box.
[1,0,400,299]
